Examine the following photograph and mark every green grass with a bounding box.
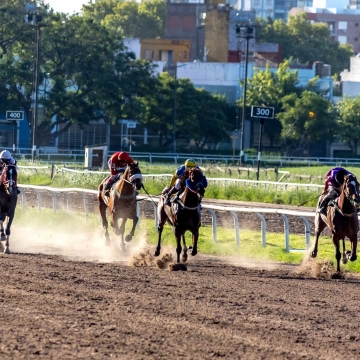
[13,208,360,273]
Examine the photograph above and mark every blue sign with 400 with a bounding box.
[6,111,24,121]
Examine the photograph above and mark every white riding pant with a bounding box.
[174,179,183,190]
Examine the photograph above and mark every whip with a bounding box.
[297,193,323,207]
[136,183,158,207]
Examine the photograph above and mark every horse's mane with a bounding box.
[122,166,130,180]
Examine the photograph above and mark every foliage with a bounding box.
[83,0,166,38]
[257,12,354,75]
[139,73,236,150]
[335,96,360,155]
[0,6,157,145]
[277,91,336,155]
[246,61,331,154]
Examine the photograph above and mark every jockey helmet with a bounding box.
[185,159,196,170]
[118,152,129,162]
[0,150,11,160]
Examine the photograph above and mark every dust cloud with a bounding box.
[9,224,179,270]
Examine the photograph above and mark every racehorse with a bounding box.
[155,169,205,263]
[0,164,18,254]
[311,173,360,275]
[97,162,143,252]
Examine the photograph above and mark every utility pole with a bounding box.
[235,22,254,166]
[25,4,44,162]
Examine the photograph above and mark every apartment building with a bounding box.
[237,0,313,19]
[289,7,360,54]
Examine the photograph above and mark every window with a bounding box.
[338,21,348,30]
[254,0,260,5]
[183,16,195,30]
[266,0,272,5]
[338,35,347,44]
[144,50,154,60]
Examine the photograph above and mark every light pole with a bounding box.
[25,4,44,162]
[235,23,254,165]
[172,63,187,154]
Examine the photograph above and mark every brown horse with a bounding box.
[97,162,143,252]
[312,173,360,275]
[155,169,206,263]
[0,164,18,254]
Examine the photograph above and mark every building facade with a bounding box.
[237,0,313,19]
[289,6,360,54]
[164,0,206,61]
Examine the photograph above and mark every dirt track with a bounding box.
[1,190,358,359]
[1,220,360,359]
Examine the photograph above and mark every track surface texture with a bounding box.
[1,191,359,359]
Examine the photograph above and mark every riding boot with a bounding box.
[103,180,114,197]
[319,196,332,216]
[165,186,178,206]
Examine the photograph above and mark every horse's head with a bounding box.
[127,161,143,191]
[189,169,205,199]
[343,174,360,207]
[1,164,18,195]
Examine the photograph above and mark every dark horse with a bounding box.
[97,162,143,252]
[0,164,18,254]
[312,173,360,275]
[155,169,205,263]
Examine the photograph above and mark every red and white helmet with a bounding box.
[118,152,132,163]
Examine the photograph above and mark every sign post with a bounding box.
[251,106,275,181]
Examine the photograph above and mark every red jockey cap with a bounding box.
[118,151,133,163]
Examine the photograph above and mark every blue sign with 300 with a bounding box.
[251,106,274,119]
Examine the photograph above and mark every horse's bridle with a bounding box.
[1,165,16,195]
[335,175,360,217]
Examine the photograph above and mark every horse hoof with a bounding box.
[342,258,348,264]
[190,249,197,256]
[125,235,132,242]
[311,251,317,258]
[331,272,345,280]
[3,247,10,254]
[0,235,5,241]
[154,250,160,257]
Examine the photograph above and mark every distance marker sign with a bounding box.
[6,111,24,121]
[251,106,274,119]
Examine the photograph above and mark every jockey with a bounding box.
[318,167,354,215]
[164,158,207,205]
[103,151,134,196]
[0,149,20,194]
[0,149,17,167]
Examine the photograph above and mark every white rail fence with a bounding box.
[58,167,323,192]
[12,148,360,166]
[17,184,318,253]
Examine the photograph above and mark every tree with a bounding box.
[336,96,360,155]
[277,91,336,155]
[242,61,302,148]
[258,12,355,75]
[139,73,235,150]
[83,0,166,38]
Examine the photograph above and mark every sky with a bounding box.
[45,0,92,14]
